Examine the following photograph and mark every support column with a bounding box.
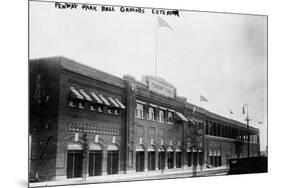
[173,151,177,169]
[102,149,107,175]
[144,149,148,172]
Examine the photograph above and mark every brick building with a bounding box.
[29,56,260,182]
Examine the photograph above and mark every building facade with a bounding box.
[29,56,260,182]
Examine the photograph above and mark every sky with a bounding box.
[29,1,267,150]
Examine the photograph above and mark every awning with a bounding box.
[108,97,120,108]
[90,92,103,104]
[79,89,92,101]
[115,98,126,109]
[98,94,111,106]
[70,87,84,100]
[175,112,188,122]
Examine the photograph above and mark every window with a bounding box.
[135,103,144,118]
[68,100,76,107]
[159,109,165,122]
[167,111,173,123]
[148,106,156,120]
[108,107,113,114]
[78,102,85,109]
[114,109,120,116]
[90,104,96,111]
[98,106,103,112]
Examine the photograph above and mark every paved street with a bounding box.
[30,166,228,187]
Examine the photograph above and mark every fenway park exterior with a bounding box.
[29,56,260,182]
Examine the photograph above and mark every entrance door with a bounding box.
[167,152,174,169]
[67,150,83,178]
[158,152,165,170]
[176,152,182,168]
[88,151,102,176]
[187,152,192,167]
[192,151,198,167]
[136,151,145,172]
[199,152,204,167]
[107,151,119,175]
[148,151,156,171]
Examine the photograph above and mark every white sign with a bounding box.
[148,79,175,98]
[74,133,79,142]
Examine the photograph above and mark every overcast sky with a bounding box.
[29,1,267,150]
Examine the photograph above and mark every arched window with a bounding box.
[66,143,83,178]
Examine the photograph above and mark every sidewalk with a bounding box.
[29,166,228,187]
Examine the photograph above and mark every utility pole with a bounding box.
[244,104,251,158]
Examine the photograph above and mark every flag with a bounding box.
[158,16,173,30]
[229,109,233,114]
[192,106,196,114]
[200,95,208,102]
[242,106,245,114]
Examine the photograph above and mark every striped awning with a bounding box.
[115,98,126,109]
[79,89,92,101]
[70,87,84,100]
[98,94,111,106]
[90,92,103,104]
[108,97,120,108]
[175,112,188,122]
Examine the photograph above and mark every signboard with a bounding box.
[148,78,175,98]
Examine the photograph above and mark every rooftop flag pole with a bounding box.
[156,17,173,77]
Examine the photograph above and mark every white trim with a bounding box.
[175,112,188,122]
[89,144,102,151]
[149,103,158,108]
[67,143,82,150]
[159,106,167,110]
[136,100,146,104]
[166,146,174,152]
[167,109,175,112]
[107,144,118,151]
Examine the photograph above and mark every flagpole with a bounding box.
[155,16,158,77]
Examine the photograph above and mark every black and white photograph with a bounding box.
[28,0,268,187]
